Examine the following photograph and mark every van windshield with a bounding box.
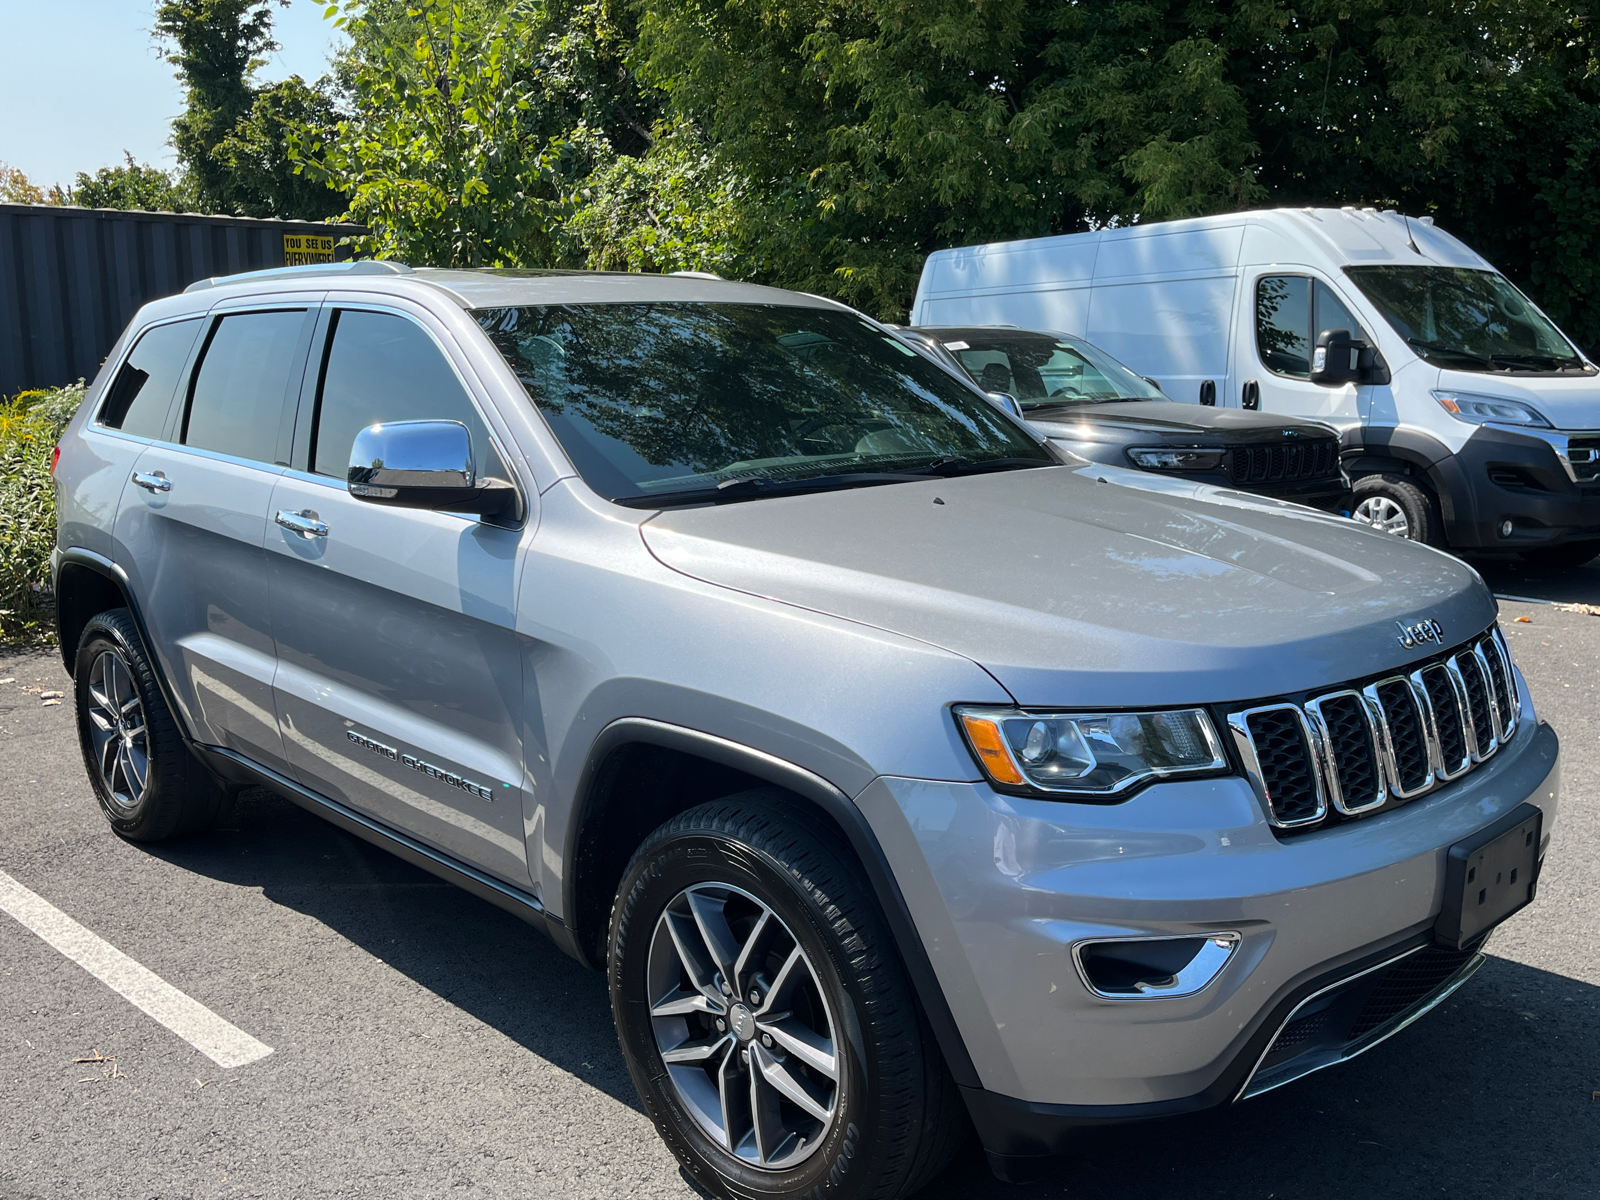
[1345,267,1589,374]
[475,303,1053,506]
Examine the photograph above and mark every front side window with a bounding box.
[310,309,505,480]
[475,303,1052,505]
[1256,276,1372,379]
[945,333,1163,406]
[184,310,308,462]
[99,318,204,437]
[1345,266,1587,374]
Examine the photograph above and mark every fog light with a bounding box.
[1073,932,1240,1000]
[1499,519,1515,538]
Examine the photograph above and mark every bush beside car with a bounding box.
[1,382,85,642]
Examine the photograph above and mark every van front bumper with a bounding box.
[1437,424,1600,549]
[852,712,1559,1158]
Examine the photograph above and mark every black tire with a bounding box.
[1517,539,1600,569]
[73,608,228,842]
[609,790,967,1200]
[1351,472,1442,544]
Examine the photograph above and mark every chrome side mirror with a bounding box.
[985,391,1025,419]
[347,420,514,516]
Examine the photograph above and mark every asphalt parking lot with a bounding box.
[1,557,1596,1200]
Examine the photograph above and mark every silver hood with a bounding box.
[640,465,1496,707]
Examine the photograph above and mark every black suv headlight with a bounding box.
[1126,448,1225,471]
[955,706,1228,797]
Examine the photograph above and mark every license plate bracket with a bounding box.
[1435,803,1543,950]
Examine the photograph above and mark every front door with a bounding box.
[266,304,531,885]
[1240,272,1370,434]
[114,303,315,775]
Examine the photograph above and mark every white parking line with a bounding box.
[0,869,273,1068]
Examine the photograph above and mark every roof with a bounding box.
[183,261,844,311]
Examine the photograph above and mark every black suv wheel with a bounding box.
[73,609,228,841]
[609,791,966,1199]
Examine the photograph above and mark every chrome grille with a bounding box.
[1229,628,1518,830]
[1568,435,1599,484]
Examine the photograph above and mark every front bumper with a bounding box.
[852,700,1559,1148]
[1434,425,1600,549]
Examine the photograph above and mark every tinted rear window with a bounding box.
[183,311,308,463]
[99,318,204,437]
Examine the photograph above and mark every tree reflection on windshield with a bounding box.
[475,302,1051,502]
[1346,267,1586,374]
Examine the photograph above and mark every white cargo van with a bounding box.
[910,208,1600,565]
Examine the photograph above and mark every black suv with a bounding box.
[902,325,1353,513]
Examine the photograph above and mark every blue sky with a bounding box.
[1,0,346,190]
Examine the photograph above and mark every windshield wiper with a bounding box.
[906,457,1050,477]
[1488,352,1581,372]
[1407,337,1494,368]
[617,470,932,508]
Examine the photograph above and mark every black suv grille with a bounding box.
[1228,439,1338,485]
[1229,627,1517,829]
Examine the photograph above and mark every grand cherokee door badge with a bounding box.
[346,729,499,801]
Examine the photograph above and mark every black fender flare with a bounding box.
[1344,427,1471,530]
[564,716,981,1088]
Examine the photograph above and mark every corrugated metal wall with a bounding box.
[0,204,364,396]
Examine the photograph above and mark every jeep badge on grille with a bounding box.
[1396,618,1445,649]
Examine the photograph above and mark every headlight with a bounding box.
[1126,448,1226,471]
[1432,391,1551,427]
[955,706,1229,797]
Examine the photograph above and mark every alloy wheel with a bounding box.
[1353,495,1411,538]
[85,649,149,811]
[646,882,840,1171]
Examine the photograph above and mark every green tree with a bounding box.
[294,0,654,265]
[155,0,344,218]
[567,126,742,274]
[63,153,199,211]
[0,162,46,204]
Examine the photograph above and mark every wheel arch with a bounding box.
[564,717,981,1088]
[54,549,142,674]
[1345,428,1467,529]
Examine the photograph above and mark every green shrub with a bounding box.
[0,383,86,642]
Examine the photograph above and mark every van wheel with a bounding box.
[73,609,228,842]
[1518,539,1600,569]
[608,791,967,1200]
[1352,474,1441,544]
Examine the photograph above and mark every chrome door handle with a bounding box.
[274,509,328,538]
[131,470,171,493]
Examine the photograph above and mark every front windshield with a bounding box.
[941,333,1165,406]
[1345,267,1588,374]
[475,303,1052,504]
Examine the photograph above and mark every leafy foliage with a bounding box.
[64,153,200,212]
[292,0,579,264]
[0,161,46,205]
[567,127,742,275]
[155,0,344,218]
[0,384,86,643]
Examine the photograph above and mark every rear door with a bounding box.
[114,300,318,774]
[266,302,531,885]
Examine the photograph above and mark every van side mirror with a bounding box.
[986,391,1025,418]
[348,420,515,516]
[1312,329,1392,387]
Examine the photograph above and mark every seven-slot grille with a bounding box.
[1228,439,1338,485]
[1228,628,1518,829]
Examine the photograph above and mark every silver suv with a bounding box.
[52,262,1559,1197]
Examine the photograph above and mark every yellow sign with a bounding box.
[283,233,336,265]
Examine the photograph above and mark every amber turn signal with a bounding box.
[957,712,1025,786]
